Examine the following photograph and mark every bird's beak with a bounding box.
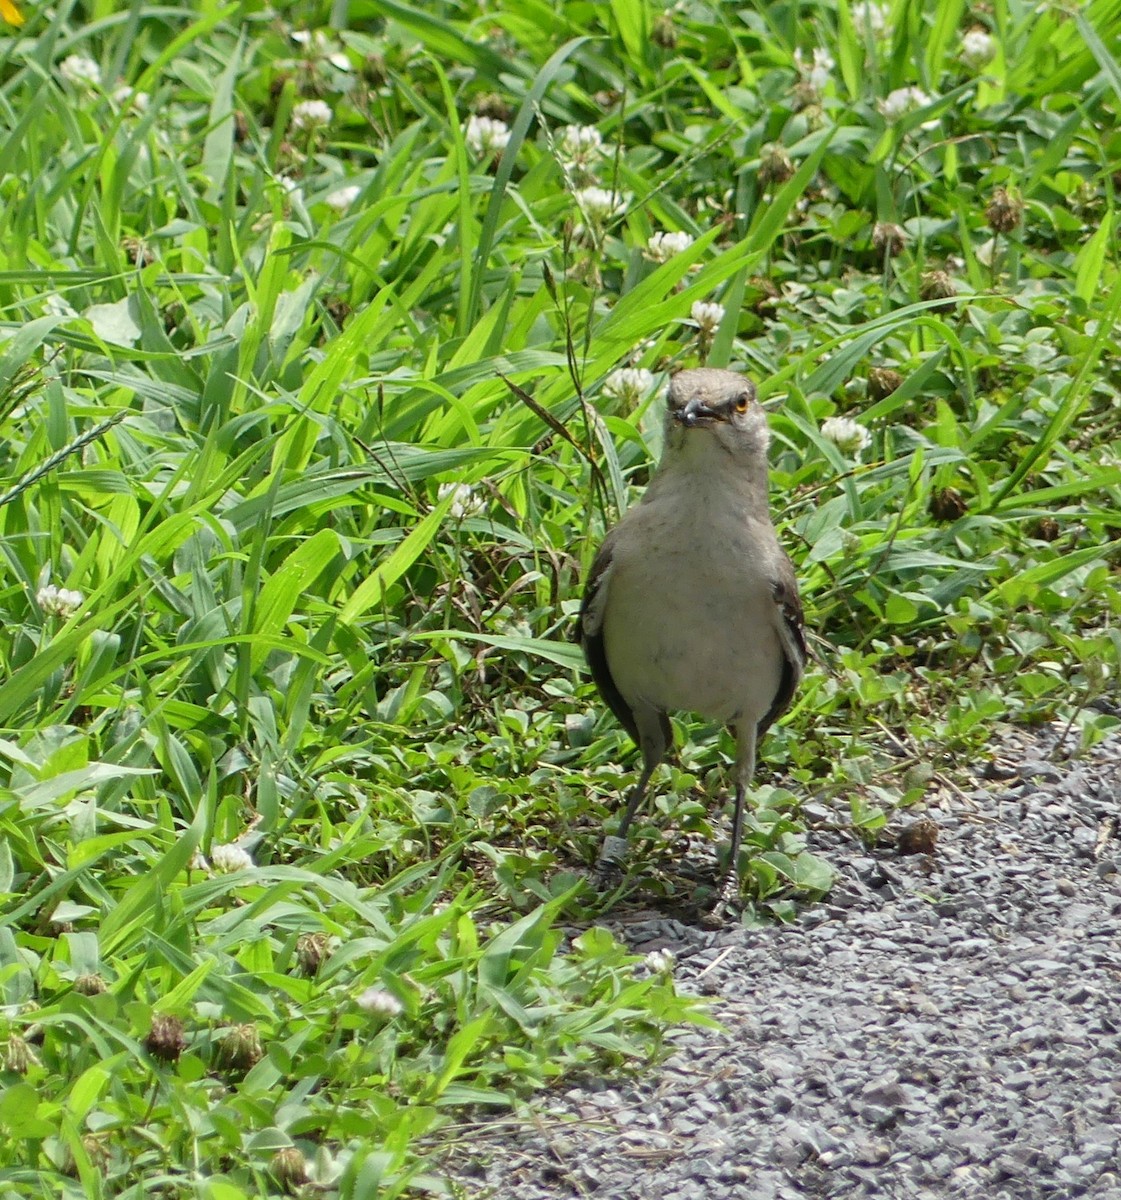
[675,396,718,427]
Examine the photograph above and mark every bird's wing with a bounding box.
[576,535,642,745]
[759,553,807,735]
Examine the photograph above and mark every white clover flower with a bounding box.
[852,1,891,40]
[960,27,996,70]
[603,367,655,406]
[111,84,149,112]
[438,481,483,520]
[36,584,83,617]
[573,186,626,226]
[558,124,604,166]
[646,230,693,263]
[291,29,351,71]
[291,99,333,131]
[879,86,934,122]
[59,54,101,87]
[821,415,872,456]
[210,843,254,873]
[325,184,361,212]
[189,851,210,873]
[356,986,404,1017]
[795,46,835,94]
[464,114,510,159]
[690,300,725,334]
[645,949,676,975]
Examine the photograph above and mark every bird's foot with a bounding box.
[591,836,629,890]
[700,876,743,928]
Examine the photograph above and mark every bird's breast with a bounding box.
[601,504,784,724]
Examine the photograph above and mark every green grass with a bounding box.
[1,0,1120,1194]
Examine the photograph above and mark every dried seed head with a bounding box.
[5,1035,39,1074]
[652,11,677,48]
[867,367,904,401]
[74,972,108,996]
[920,269,956,302]
[897,817,939,856]
[296,932,330,977]
[986,186,1022,233]
[759,143,795,187]
[362,53,388,87]
[270,1146,310,1192]
[749,275,780,313]
[217,1023,264,1072]
[325,296,351,326]
[120,236,153,267]
[929,487,968,522]
[145,1014,187,1064]
[871,221,907,256]
[791,81,822,113]
[473,92,511,122]
[81,1134,111,1171]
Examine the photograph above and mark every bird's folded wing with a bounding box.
[759,557,807,734]
[576,536,641,744]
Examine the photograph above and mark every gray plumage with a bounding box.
[578,367,806,911]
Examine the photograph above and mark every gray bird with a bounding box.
[577,367,806,912]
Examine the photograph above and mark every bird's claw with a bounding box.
[700,876,743,927]
[592,862,622,891]
[591,836,629,890]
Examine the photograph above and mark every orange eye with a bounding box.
[734,394,751,413]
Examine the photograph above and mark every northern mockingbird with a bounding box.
[577,367,806,911]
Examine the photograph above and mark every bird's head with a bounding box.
[663,368,770,461]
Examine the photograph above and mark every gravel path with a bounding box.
[453,725,1121,1199]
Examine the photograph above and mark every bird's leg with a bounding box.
[594,709,668,887]
[709,722,757,919]
[594,765,654,885]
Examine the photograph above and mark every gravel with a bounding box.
[448,725,1121,1198]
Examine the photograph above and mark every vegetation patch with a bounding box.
[0,0,1118,1193]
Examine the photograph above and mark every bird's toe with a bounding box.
[700,876,744,927]
[592,835,629,890]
